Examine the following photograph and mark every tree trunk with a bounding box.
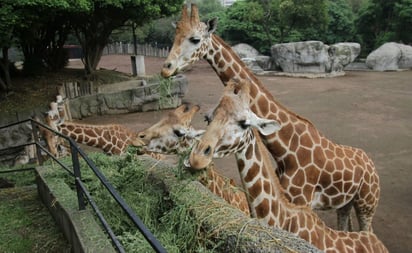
[0,47,12,93]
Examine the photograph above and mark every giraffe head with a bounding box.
[161,4,218,77]
[188,79,281,169]
[136,103,204,154]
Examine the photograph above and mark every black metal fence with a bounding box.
[0,119,166,253]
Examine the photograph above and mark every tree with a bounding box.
[0,2,18,94]
[355,0,412,54]
[322,0,355,44]
[219,1,276,54]
[278,0,329,42]
[71,0,183,75]
[394,0,412,43]
[11,0,90,75]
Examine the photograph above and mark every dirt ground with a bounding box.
[69,55,412,253]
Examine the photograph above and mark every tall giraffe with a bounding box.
[136,104,250,216]
[187,80,388,253]
[43,102,142,155]
[161,4,380,231]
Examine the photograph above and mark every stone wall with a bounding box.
[67,75,188,119]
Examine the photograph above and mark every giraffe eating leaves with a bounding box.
[136,104,250,216]
[162,4,381,232]
[187,79,388,253]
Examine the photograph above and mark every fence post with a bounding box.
[31,120,44,165]
[71,144,86,210]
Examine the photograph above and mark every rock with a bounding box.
[366,42,412,71]
[68,75,189,119]
[271,41,360,73]
[271,41,330,73]
[255,55,272,70]
[232,43,260,59]
[329,43,361,72]
[241,58,264,73]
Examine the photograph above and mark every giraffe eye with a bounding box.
[173,129,185,137]
[204,115,211,125]
[189,37,201,44]
[238,120,249,130]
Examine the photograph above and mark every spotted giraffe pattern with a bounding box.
[43,100,141,155]
[161,4,381,231]
[136,104,250,216]
[188,80,388,252]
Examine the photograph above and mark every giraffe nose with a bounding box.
[138,133,146,139]
[203,146,211,156]
[163,62,172,69]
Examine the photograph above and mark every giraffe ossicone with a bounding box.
[188,79,388,253]
[135,103,250,216]
[163,4,381,232]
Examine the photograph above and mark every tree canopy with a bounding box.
[1,0,412,97]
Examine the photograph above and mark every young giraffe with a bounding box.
[136,104,250,216]
[43,102,142,155]
[187,80,388,253]
[161,4,380,231]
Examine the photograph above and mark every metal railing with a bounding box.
[0,119,167,253]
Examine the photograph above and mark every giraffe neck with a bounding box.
[236,129,387,253]
[58,122,133,155]
[204,35,260,84]
[204,35,325,171]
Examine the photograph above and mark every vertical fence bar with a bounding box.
[31,120,44,165]
[71,142,86,210]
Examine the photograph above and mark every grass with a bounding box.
[44,148,214,253]
[0,185,71,252]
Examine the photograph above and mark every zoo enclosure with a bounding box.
[103,42,170,58]
[0,119,166,253]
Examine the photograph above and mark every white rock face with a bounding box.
[366,42,412,71]
[232,43,260,59]
[271,41,360,73]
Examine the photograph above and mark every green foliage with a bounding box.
[219,1,274,54]
[322,0,356,43]
[72,0,183,74]
[355,0,412,54]
[53,151,213,252]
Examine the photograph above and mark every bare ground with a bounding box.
[69,55,412,253]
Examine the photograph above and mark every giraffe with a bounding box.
[136,104,250,216]
[187,80,388,253]
[161,4,380,232]
[43,102,142,155]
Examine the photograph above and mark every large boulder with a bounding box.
[329,43,361,72]
[271,41,330,73]
[232,43,273,73]
[366,42,412,71]
[271,41,360,73]
[232,43,260,59]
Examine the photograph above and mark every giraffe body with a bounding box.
[43,100,142,155]
[162,4,380,231]
[58,122,135,155]
[188,80,387,252]
[136,104,250,216]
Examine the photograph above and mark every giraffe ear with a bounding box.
[187,129,205,140]
[207,18,218,34]
[248,112,281,136]
[257,120,281,136]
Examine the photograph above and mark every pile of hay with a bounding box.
[42,150,319,253]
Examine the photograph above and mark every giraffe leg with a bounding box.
[337,200,353,231]
[353,200,374,232]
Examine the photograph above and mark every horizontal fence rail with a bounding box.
[103,42,170,58]
[0,119,167,253]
